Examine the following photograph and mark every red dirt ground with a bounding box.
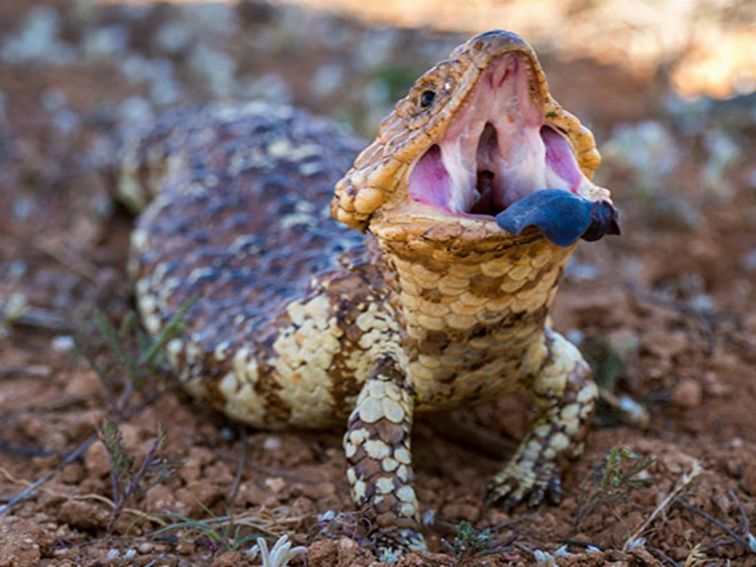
[0,1,754,566]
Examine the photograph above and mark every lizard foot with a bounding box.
[371,528,427,563]
[485,459,563,510]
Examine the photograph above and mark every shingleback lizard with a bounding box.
[113,30,619,555]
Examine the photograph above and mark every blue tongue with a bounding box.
[495,189,619,247]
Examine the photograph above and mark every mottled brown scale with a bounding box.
[117,31,613,556]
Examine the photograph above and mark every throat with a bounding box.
[380,235,571,351]
[377,234,572,407]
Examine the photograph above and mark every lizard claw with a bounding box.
[485,461,561,510]
[371,528,426,563]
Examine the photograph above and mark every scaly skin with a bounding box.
[116,31,613,556]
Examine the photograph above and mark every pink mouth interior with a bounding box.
[408,54,588,217]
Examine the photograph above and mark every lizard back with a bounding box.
[120,102,380,428]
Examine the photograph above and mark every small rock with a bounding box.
[57,500,109,530]
[83,441,111,478]
[702,371,731,397]
[264,476,286,494]
[212,551,243,567]
[291,496,316,516]
[643,330,688,359]
[60,462,84,484]
[63,370,103,399]
[441,502,480,523]
[0,518,54,566]
[183,480,224,511]
[307,539,339,567]
[144,484,180,514]
[303,482,336,500]
[51,335,75,353]
[263,435,281,450]
[670,379,702,408]
[239,484,278,507]
[176,538,195,555]
[743,462,756,496]
[337,537,357,551]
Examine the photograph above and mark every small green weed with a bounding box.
[99,419,177,531]
[446,520,498,561]
[599,445,654,499]
[574,445,654,531]
[79,299,194,393]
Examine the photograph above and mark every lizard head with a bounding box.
[331,30,619,248]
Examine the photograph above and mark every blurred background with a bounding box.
[0,2,754,565]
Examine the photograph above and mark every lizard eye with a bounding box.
[419,90,436,108]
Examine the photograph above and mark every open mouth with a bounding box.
[407,53,587,218]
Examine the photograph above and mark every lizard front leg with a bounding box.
[487,329,598,508]
[343,355,426,557]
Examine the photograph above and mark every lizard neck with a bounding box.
[375,229,575,406]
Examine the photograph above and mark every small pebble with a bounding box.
[670,379,702,408]
[264,477,286,494]
[263,436,281,450]
[51,335,75,353]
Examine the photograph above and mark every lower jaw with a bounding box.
[371,211,572,261]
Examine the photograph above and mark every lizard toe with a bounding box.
[372,528,427,563]
[486,460,562,510]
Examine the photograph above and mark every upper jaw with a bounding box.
[406,51,601,223]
